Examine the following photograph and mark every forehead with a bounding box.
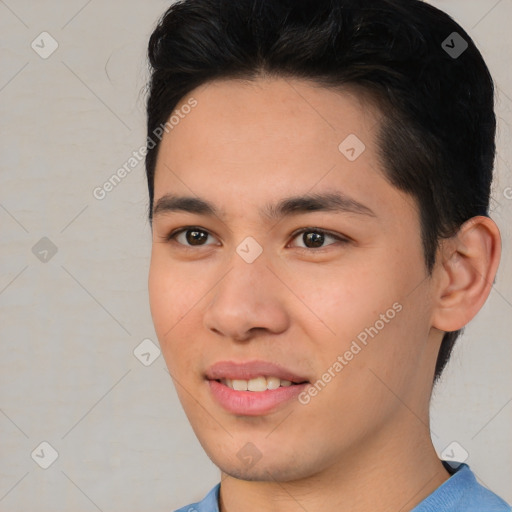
[165,77,379,156]
[152,77,414,223]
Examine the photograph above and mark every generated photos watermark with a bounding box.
[298,301,403,405]
[92,97,198,200]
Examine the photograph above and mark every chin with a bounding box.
[205,444,319,483]
[219,462,309,483]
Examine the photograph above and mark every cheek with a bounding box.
[293,250,425,370]
[310,270,431,412]
[286,259,394,345]
[148,251,213,371]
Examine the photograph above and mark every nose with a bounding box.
[202,254,290,342]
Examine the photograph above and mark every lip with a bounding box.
[204,359,309,383]
[205,360,310,416]
[207,380,309,416]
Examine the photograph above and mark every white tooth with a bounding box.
[266,376,281,390]
[226,377,296,391]
[232,379,248,391]
[248,376,267,391]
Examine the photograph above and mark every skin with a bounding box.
[148,77,501,512]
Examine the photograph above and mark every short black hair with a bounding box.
[144,0,496,382]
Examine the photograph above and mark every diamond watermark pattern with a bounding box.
[236,442,262,469]
[236,236,263,264]
[338,134,366,161]
[31,441,59,469]
[441,32,468,59]
[31,32,59,59]
[133,338,161,366]
[32,236,58,263]
[441,441,469,469]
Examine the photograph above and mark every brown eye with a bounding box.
[301,231,326,248]
[289,228,348,250]
[167,227,217,247]
[183,229,208,245]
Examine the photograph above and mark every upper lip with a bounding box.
[205,360,310,383]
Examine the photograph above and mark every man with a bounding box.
[144,0,510,510]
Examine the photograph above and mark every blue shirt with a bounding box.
[173,463,511,512]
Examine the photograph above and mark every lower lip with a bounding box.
[208,379,309,416]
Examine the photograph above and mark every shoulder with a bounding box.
[173,483,221,512]
[412,464,511,512]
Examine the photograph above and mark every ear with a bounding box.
[431,216,501,332]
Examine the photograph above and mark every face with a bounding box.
[148,77,440,482]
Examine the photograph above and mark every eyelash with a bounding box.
[164,226,350,253]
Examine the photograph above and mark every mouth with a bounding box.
[204,359,310,384]
[205,360,311,415]
[214,376,309,391]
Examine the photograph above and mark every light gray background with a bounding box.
[0,1,511,510]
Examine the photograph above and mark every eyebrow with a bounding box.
[152,191,376,222]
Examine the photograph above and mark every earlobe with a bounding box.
[432,216,501,333]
